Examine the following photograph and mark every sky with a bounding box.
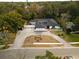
[0,0,78,2]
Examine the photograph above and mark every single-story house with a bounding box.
[72,24,79,34]
[66,22,79,33]
[29,19,60,29]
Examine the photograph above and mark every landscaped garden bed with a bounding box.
[22,35,63,47]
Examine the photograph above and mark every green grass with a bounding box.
[0,33,16,49]
[51,29,79,42]
[0,33,16,44]
[71,44,79,47]
[65,34,79,42]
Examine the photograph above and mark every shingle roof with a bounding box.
[30,19,59,28]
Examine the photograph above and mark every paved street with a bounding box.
[0,47,79,59]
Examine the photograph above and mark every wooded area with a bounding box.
[0,2,79,48]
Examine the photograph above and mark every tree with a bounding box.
[6,11,25,32]
[68,2,79,20]
[0,11,25,48]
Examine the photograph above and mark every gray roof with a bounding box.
[30,19,59,28]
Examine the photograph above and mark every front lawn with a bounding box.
[65,34,79,42]
[0,33,16,44]
[51,29,79,42]
[0,33,16,49]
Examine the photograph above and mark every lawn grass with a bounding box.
[51,29,79,42]
[0,33,16,44]
[0,33,16,49]
[71,44,79,47]
[7,33,16,44]
[65,34,79,42]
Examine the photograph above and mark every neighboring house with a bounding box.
[29,19,60,29]
[66,22,79,33]
[72,24,79,32]
[66,22,75,30]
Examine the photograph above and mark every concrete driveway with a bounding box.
[11,25,71,49]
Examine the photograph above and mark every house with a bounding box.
[29,19,60,29]
[72,24,79,31]
[66,22,75,30]
[66,22,79,34]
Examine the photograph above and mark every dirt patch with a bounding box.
[22,35,63,47]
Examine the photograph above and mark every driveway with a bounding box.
[10,25,71,49]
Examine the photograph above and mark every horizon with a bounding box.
[0,0,78,2]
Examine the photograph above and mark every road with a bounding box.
[0,47,79,59]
